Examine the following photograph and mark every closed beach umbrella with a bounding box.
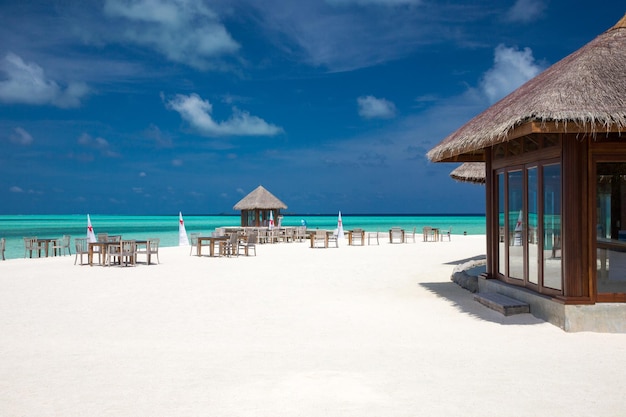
[337,211,345,241]
[269,211,274,230]
[178,212,189,246]
[86,214,96,243]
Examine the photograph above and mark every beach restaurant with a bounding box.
[428,15,626,331]
[233,185,287,228]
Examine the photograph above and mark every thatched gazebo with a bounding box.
[450,162,485,184]
[427,14,626,331]
[233,185,287,227]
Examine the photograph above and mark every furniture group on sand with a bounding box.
[23,235,72,258]
[422,227,452,242]
[74,234,160,267]
[191,230,258,257]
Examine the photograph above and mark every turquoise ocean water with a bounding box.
[0,214,486,260]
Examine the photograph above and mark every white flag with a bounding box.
[87,214,96,243]
[337,211,345,241]
[179,212,189,246]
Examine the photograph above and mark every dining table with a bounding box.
[36,238,57,257]
[196,236,229,257]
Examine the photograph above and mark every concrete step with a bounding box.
[474,292,530,316]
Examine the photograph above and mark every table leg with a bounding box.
[197,241,202,256]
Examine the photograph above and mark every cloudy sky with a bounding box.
[1,0,624,215]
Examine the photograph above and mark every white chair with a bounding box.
[327,231,339,248]
[441,227,452,241]
[368,232,379,245]
[189,233,199,255]
[405,227,416,243]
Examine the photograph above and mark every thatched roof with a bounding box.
[450,162,485,184]
[233,185,287,210]
[428,14,626,162]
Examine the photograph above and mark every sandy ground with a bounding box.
[1,235,625,417]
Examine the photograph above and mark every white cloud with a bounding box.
[505,0,547,23]
[9,186,24,193]
[479,44,544,104]
[357,95,397,119]
[10,127,34,145]
[104,0,240,69]
[166,93,284,137]
[0,53,89,107]
[77,133,120,158]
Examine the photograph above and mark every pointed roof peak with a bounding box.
[233,185,287,210]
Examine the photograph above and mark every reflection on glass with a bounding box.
[596,163,626,294]
[498,173,505,276]
[528,167,538,284]
[543,164,562,290]
[508,171,524,280]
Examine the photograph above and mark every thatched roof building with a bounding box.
[449,162,485,184]
[233,185,287,227]
[428,14,626,163]
[427,14,626,332]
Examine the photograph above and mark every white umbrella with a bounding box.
[178,211,189,246]
[337,211,345,242]
[86,214,96,243]
[268,211,275,230]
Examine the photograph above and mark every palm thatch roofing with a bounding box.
[428,14,626,163]
[233,185,287,210]
[450,162,486,184]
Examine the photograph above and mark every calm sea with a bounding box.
[0,214,486,260]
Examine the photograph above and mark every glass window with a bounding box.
[508,170,524,280]
[596,163,626,294]
[498,173,505,276]
[528,167,539,285]
[543,164,562,290]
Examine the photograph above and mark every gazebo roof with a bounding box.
[449,162,486,184]
[428,14,626,163]
[233,185,287,210]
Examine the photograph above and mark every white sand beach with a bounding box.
[1,235,625,416]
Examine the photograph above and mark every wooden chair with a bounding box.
[422,227,433,242]
[189,233,200,256]
[23,237,41,258]
[390,227,404,244]
[119,240,137,266]
[74,238,89,265]
[238,231,257,256]
[137,238,160,264]
[49,235,71,256]
[311,230,328,248]
[351,228,365,246]
[220,233,239,257]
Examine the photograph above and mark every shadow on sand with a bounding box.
[420,255,545,326]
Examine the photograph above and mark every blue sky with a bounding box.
[1,0,624,215]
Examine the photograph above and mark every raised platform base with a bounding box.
[477,277,626,333]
